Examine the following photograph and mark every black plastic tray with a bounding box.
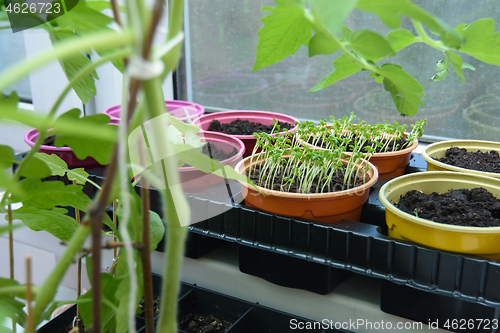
[29,152,500,329]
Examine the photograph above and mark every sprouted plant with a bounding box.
[298,112,427,155]
[248,120,372,194]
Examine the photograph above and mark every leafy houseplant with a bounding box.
[235,125,378,223]
[0,0,251,333]
[298,112,426,178]
[252,0,500,117]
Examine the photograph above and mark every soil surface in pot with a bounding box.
[248,165,364,193]
[43,134,68,147]
[397,188,500,227]
[207,119,294,135]
[182,142,238,167]
[436,147,500,173]
[179,312,233,333]
[308,135,408,153]
[138,295,161,318]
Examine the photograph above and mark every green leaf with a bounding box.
[462,63,475,70]
[459,18,500,66]
[309,54,362,92]
[308,32,338,57]
[0,223,23,235]
[374,64,425,116]
[356,0,462,48]
[52,109,116,165]
[431,55,449,82]
[34,153,90,185]
[0,295,26,327]
[252,4,312,71]
[446,51,465,83]
[149,210,165,252]
[309,0,358,36]
[49,30,98,104]
[384,29,420,52]
[0,92,19,115]
[79,273,124,333]
[10,178,91,212]
[11,206,79,242]
[20,155,51,178]
[52,0,113,33]
[339,26,353,40]
[349,29,396,59]
[0,145,14,169]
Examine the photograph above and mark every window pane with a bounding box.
[0,29,31,100]
[181,0,500,141]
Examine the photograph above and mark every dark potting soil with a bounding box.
[138,295,161,318]
[437,147,500,173]
[397,188,500,227]
[309,135,408,153]
[182,142,238,167]
[202,142,237,161]
[42,134,68,147]
[207,119,294,135]
[248,165,364,193]
[179,312,233,333]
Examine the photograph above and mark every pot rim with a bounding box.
[379,171,500,233]
[421,139,500,179]
[178,131,245,171]
[103,100,205,122]
[192,110,300,140]
[299,125,419,158]
[24,128,73,151]
[235,153,379,199]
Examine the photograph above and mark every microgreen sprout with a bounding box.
[299,112,426,155]
[248,122,372,194]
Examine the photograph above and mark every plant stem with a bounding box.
[140,186,154,333]
[32,225,91,325]
[141,75,190,333]
[0,29,134,92]
[413,21,447,51]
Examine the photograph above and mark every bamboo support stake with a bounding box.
[73,179,84,333]
[113,199,117,258]
[26,255,33,333]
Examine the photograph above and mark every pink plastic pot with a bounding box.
[192,110,299,157]
[24,129,101,168]
[103,100,205,124]
[178,132,245,193]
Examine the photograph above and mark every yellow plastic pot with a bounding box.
[422,140,500,179]
[379,171,500,260]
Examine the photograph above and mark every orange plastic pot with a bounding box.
[235,155,378,224]
[300,126,418,179]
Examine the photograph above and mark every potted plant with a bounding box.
[0,0,250,332]
[103,100,205,125]
[298,112,426,179]
[379,171,500,260]
[193,110,299,157]
[421,139,500,179]
[235,129,378,224]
